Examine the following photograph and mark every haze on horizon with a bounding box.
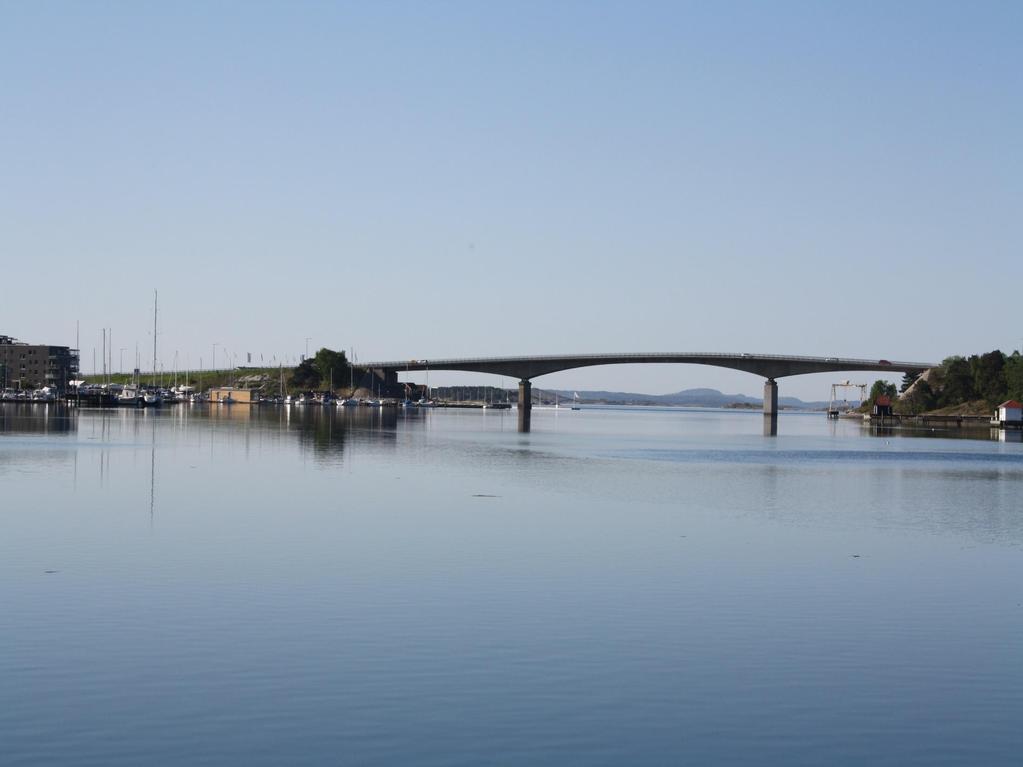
[2,2,1020,400]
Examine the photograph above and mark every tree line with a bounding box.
[288,348,356,392]
[887,350,1023,414]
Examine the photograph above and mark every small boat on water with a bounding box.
[172,385,195,401]
[32,387,58,403]
[117,386,143,407]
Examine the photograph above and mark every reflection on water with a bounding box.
[0,402,76,434]
[2,404,1022,766]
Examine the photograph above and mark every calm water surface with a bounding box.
[2,404,1022,765]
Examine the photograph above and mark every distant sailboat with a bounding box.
[146,289,162,407]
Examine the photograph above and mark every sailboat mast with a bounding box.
[152,290,158,387]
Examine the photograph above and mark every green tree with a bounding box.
[1004,352,1023,402]
[289,358,321,390]
[900,371,919,393]
[899,379,936,414]
[313,347,350,391]
[971,349,1007,405]
[868,380,897,405]
[939,356,974,406]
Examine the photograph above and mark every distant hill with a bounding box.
[543,387,830,410]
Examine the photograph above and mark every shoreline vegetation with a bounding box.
[864,350,1023,417]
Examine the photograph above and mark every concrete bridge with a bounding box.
[362,352,936,432]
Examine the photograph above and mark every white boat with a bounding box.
[117,386,143,407]
[173,385,195,399]
[32,387,58,403]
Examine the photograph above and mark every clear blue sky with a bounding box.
[2,2,1020,399]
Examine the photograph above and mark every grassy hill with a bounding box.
[83,367,291,394]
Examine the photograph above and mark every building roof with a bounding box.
[998,400,1023,409]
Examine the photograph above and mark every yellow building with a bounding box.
[209,387,257,404]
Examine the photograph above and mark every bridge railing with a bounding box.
[364,352,935,369]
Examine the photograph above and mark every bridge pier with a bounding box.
[763,378,778,415]
[763,378,778,436]
[518,379,532,432]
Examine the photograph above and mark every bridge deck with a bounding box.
[363,352,936,381]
